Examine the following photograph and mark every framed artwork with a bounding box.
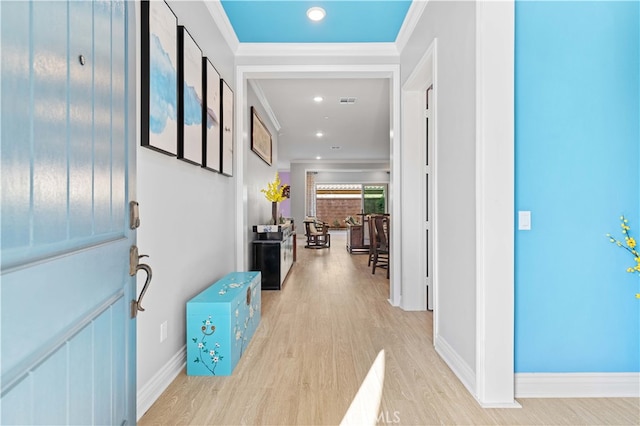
[220,80,234,177]
[141,0,178,156]
[251,106,272,166]
[177,26,203,165]
[202,57,221,173]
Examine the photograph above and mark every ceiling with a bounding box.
[216,1,414,169]
[254,78,390,166]
[220,1,412,43]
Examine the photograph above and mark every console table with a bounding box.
[251,223,294,290]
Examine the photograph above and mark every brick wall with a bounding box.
[316,199,362,229]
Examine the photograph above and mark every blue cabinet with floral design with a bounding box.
[186,271,261,376]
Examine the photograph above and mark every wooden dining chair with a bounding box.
[303,218,331,249]
[367,215,375,267]
[370,215,389,278]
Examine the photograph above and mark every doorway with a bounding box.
[236,65,402,306]
[425,87,434,311]
[399,40,437,313]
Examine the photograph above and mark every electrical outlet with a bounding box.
[160,321,168,343]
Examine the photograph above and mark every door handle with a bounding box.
[130,246,153,318]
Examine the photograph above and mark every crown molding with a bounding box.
[206,0,426,58]
[248,80,281,132]
[395,0,429,54]
[235,42,400,58]
[237,63,399,80]
[204,0,239,54]
[290,158,390,165]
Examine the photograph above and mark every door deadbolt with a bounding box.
[129,201,140,229]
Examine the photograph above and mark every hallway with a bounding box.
[139,233,639,425]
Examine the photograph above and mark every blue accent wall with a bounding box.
[515,1,640,373]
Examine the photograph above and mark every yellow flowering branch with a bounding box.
[606,215,640,299]
[261,172,287,203]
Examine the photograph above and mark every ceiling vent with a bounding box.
[339,97,357,105]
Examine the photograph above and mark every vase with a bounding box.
[271,202,278,225]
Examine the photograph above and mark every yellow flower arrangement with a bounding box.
[261,172,287,203]
[606,215,640,299]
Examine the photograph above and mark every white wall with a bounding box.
[314,170,390,184]
[135,0,236,416]
[400,0,478,382]
[243,87,281,269]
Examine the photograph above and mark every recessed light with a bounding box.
[316,156,322,160]
[307,7,326,22]
[316,131,324,138]
[313,96,323,103]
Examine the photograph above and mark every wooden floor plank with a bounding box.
[139,232,640,425]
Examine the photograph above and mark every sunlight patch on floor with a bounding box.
[340,349,385,426]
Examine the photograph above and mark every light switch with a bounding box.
[160,321,168,343]
[519,211,531,230]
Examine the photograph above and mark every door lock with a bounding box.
[129,201,140,229]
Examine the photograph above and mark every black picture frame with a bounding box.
[177,25,203,166]
[250,106,272,166]
[220,80,234,177]
[141,0,178,156]
[202,57,221,173]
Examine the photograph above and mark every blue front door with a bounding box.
[1,1,136,423]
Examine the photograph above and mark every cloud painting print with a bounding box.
[203,58,221,172]
[178,26,203,165]
[143,1,178,156]
[149,33,177,137]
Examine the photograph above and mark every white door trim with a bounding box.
[401,38,437,313]
[234,64,402,307]
[474,0,517,407]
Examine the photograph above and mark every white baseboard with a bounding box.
[137,345,187,421]
[515,372,640,398]
[434,334,476,397]
[479,400,522,409]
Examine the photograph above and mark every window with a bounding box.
[315,184,387,227]
[363,185,386,214]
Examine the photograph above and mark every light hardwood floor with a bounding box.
[139,232,640,425]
